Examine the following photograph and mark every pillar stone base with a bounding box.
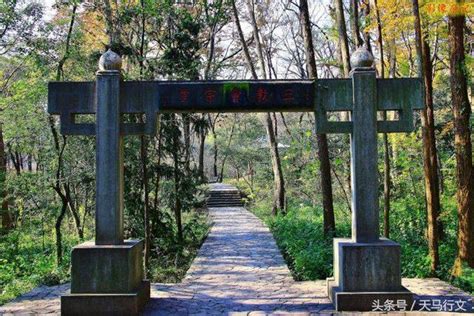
[62,239,150,315]
[61,280,150,316]
[327,238,413,311]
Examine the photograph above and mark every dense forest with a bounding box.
[0,0,473,305]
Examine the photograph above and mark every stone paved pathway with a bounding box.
[1,184,473,315]
[144,205,334,315]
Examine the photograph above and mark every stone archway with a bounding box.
[47,48,424,314]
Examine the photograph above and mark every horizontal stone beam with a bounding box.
[48,80,315,115]
[48,78,424,135]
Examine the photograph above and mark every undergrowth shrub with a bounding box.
[251,199,473,294]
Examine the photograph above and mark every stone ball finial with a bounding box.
[98,49,122,71]
[350,47,374,68]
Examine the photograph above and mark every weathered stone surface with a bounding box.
[350,47,375,68]
[325,66,411,312]
[95,70,124,245]
[62,239,149,315]
[62,280,150,316]
[350,68,379,243]
[48,79,423,136]
[98,49,122,71]
[331,238,402,293]
[70,240,144,293]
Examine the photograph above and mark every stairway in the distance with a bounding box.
[206,183,243,208]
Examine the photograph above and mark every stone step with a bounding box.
[209,199,241,202]
[207,201,242,205]
[209,196,241,199]
[206,184,244,208]
[208,195,241,199]
[208,196,241,199]
[209,195,241,200]
[209,190,240,193]
[207,200,243,206]
[207,202,243,206]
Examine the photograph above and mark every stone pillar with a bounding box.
[327,48,413,311]
[95,59,124,245]
[61,50,150,316]
[350,67,379,243]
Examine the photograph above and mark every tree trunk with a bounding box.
[65,184,84,240]
[0,123,12,231]
[27,155,32,172]
[300,0,335,235]
[198,126,206,181]
[172,115,183,244]
[334,0,353,213]
[361,0,372,51]
[373,0,391,238]
[139,0,151,274]
[153,120,163,228]
[247,0,267,78]
[265,113,285,215]
[350,0,363,47]
[55,194,67,265]
[212,124,218,178]
[182,114,191,174]
[103,0,119,47]
[412,0,440,274]
[232,0,285,214]
[230,0,258,79]
[56,5,77,81]
[204,22,216,80]
[449,8,474,275]
[218,119,236,182]
[51,3,77,265]
[335,0,351,76]
[141,134,151,272]
[209,114,220,179]
[382,115,391,237]
[10,150,21,175]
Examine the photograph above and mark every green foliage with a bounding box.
[268,205,341,280]
[149,211,209,283]
[0,0,216,305]
[452,265,474,294]
[153,4,202,80]
[0,225,77,305]
[252,202,351,281]
[251,186,473,293]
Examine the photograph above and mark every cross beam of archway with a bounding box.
[48,78,423,136]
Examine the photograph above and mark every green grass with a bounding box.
[251,201,474,294]
[0,226,76,305]
[0,210,210,305]
[253,203,350,281]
